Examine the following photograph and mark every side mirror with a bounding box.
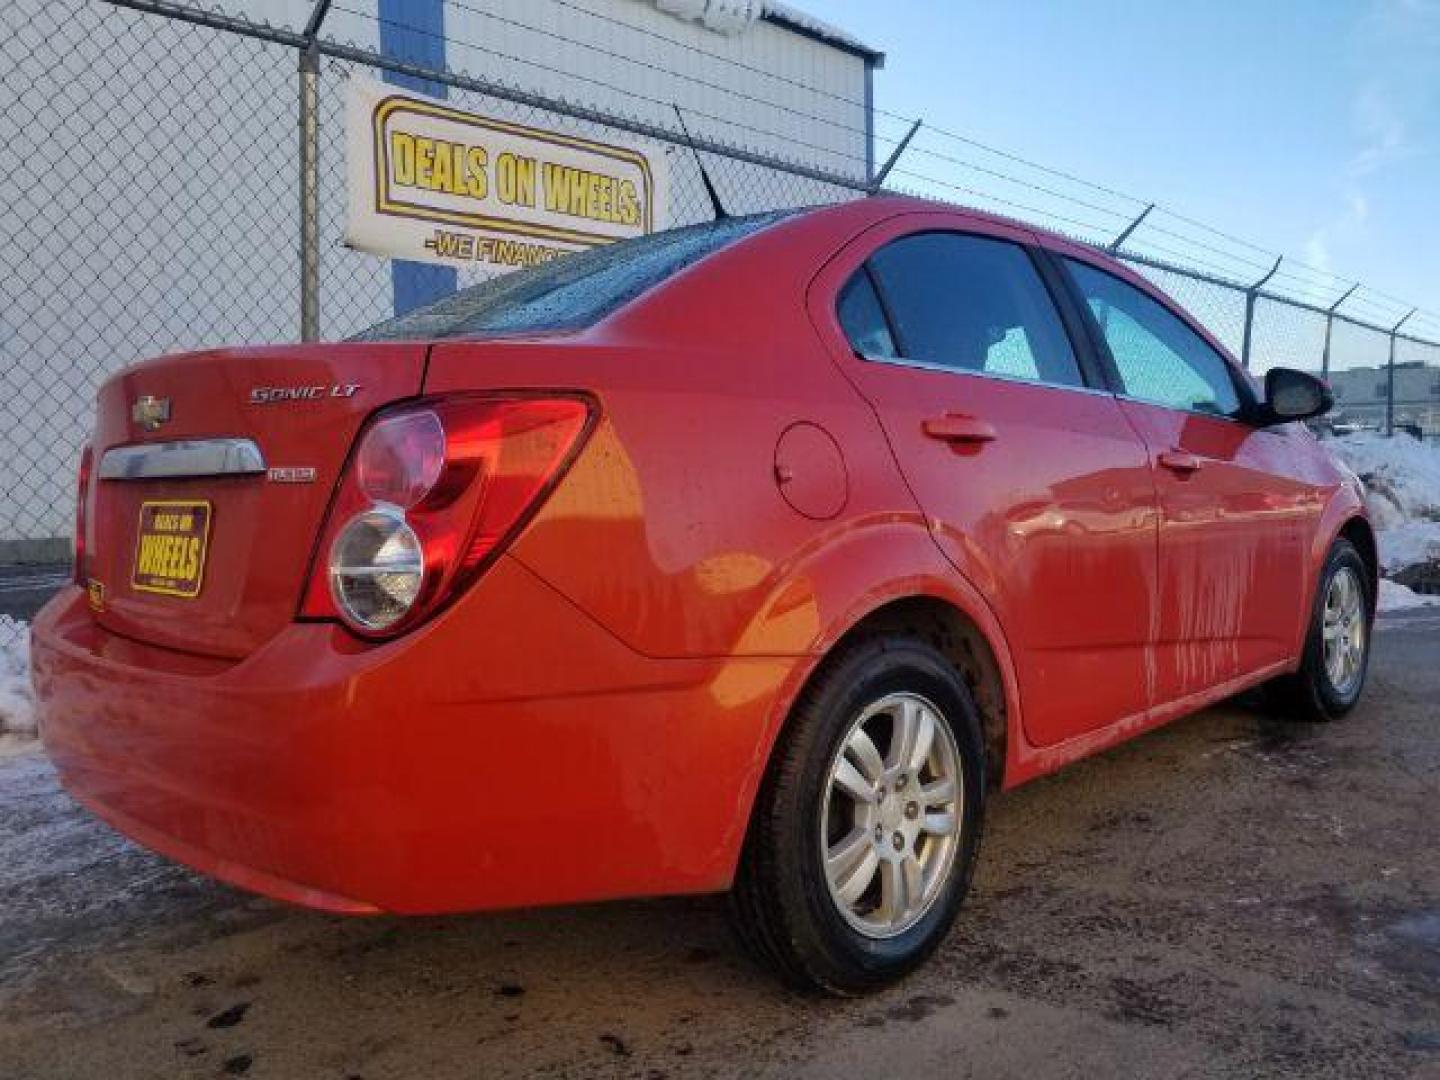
[1253,367,1333,425]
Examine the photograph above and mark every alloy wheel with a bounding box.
[819,692,962,939]
[1322,566,1366,697]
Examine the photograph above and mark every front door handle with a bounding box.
[1158,449,1203,474]
[923,414,998,445]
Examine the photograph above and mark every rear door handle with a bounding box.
[1158,449,1203,474]
[922,414,998,445]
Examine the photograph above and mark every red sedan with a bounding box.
[31,197,1373,993]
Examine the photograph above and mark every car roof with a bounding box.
[783,194,1119,258]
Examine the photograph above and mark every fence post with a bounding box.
[1386,308,1416,436]
[1320,282,1358,378]
[1107,203,1154,254]
[298,1,332,342]
[1240,256,1283,370]
[867,118,921,194]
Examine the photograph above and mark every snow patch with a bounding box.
[652,0,761,35]
[1377,578,1440,612]
[643,0,877,54]
[0,617,36,736]
[763,2,876,54]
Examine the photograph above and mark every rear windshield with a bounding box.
[353,210,792,341]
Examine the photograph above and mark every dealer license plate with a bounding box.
[131,500,211,598]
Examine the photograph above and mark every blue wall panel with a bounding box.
[377,0,456,315]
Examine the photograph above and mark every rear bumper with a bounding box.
[32,557,795,914]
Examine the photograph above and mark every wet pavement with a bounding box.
[0,611,1437,1079]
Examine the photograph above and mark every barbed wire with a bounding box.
[901,143,1135,227]
[329,4,876,172]
[887,168,1122,241]
[414,0,895,146]
[111,0,1440,331]
[509,0,883,116]
[315,1,1439,330]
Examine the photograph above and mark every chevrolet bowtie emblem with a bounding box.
[131,395,171,431]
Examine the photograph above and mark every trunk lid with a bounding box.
[84,343,429,658]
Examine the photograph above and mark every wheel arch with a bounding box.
[766,590,1014,803]
[719,524,1024,885]
[1298,481,1377,660]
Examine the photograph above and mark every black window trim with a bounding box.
[838,227,1109,397]
[1045,249,1265,426]
[856,263,906,357]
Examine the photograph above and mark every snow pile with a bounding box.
[0,617,36,736]
[1325,433,1440,531]
[1324,433,1440,612]
[1377,520,1440,576]
[1377,578,1440,611]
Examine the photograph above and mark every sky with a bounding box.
[805,0,1440,330]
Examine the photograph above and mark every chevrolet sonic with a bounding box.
[31,197,1374,993]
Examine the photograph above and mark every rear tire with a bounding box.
[728,635,985,995]
[1265,538,1372,723]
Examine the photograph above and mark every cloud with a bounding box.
[1303,233,1332,277]
[1301,90,1389,289]
[1347,84,1410,178]
[1299,0,1435,299]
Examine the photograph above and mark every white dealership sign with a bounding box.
[345,79,667,269]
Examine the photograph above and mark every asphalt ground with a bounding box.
[0,610,1437,1079]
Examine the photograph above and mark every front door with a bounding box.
[1059,256,1313,702]
[818,217,1158,748]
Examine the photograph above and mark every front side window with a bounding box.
[1065,259,1242,417]
[843,232,1083,388]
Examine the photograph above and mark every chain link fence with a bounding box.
[3,0,1438,647]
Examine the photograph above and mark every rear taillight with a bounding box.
[74,444,94,585]
[301,394,594,639]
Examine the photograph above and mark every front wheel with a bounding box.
[728,636,985,994]
[1266,538,1373,722]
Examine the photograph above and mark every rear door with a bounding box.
[1057,255,1313,700]
[814,215,1158,747]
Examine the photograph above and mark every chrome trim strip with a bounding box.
[856,353,1271,423]
[98,438,266,480]
[856,352,1116,397]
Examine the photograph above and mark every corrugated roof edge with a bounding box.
[762,2,885,66]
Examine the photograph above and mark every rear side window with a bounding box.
[837,271,898,358]
[854,232,1083,388]
[1065,259,1242,418]
[354,211,792,341]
